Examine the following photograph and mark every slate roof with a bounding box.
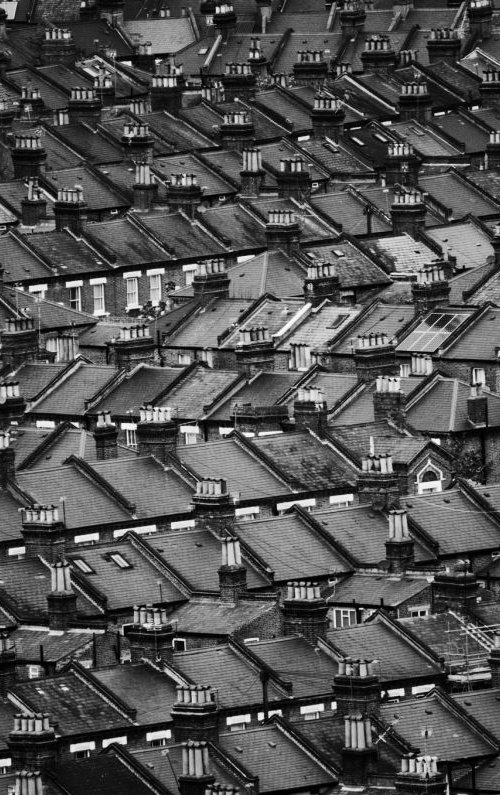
[365,234,441,276]
[85,218,172,267]
[90,365,182,416]
[330,573,431,609]
[418,173,500,220]
[11,670,135,735]
[43,166,129,212]
[139,212,228,259]
[154,153,235,197]
[245,636,338,697]
[2,287,95,330]
[328,377,422,427]
[442,307,500,360]
[160,367,241,418]
[53,124,124,165]
[168,597,278,636]
[123,18,195,54]
[9,362,68,400]
[51,755,159,795]
[92,663,176,724]
[398,613,490,670]
[330,422,429,465]
[251,431,356,490]
[9,627,94,663]
[27,230,115,276]
[28,363,117,417]
[166,300,252,348]
[407,376,500,433]
[311,191,391,235]
[329,303,414,355]
[303,239,391,288]
[206,371,301,422]
[283,304,359,351]
[224,250,306,300]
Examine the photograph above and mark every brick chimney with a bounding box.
[41,27,75,65]
[485,131,500,169]
[11,134,47,179]
[427,27,461,66]
[395,755,446,795]
[51,332,79,363]
[342,714,378,786]
[311,94,345,142]
[240,147,265,197]
[411,264,450,316]
[293,50,328,88]
[398,80,432,124]
[19,86,44,119]
[0,430,15,484]
[219,536,247,602]
[468,0,493,40]
[135,42,154,71]
[431,560,479,613]
[137,405,177,461]
[94,70,115,106]
[10,772,44,795]
[0,99,16,140]
[54,185,87,233]
[68,87,102,125]
[334,658,380,717]
[467,382,488,427]
[333,62,352,79]
[353,333,397,383]
[8,714,58,771]
[0,633,16,696]
[303,261,340,305]
[108,326,156,370]
[480,68,500,105]
[96,0,125,24]
[192,478,234,535]
[192,259,230,304]
[171,685,219,743]
[235,327,275,376]
[265,210,302,255]
[201,81,225,104]
[150,73,184,114]
[411,353,433,376]
[385,508,414,573]
[121,122,154,163]
[357,452,400,511]
[488,631,500,688]
[21,504,66,563]
[384,142,421,188]
[373,375,406,424]
[361,35,397,74]
[248,36,267,71]
[124,605,175,663]
[0,381,26,427]
[339,0,366,35]
[229,403,289,434]
[94,410,118,460]
[221,63,256,102]
[47,560,77,630]
[293,386,328,435]
[21,177,47,227]
[2,318,39,369]
[214,3,237,40]
[391,189,427,236]
[282,581,329,644]
[178,741,216,795]
[167,174,202,217]
[276,157,312,201]
[220,110,255,152]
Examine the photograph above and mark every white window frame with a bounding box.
[277,498,316,514]
[70,741,95,755]
[399,363,410,377]
[329,494,354,508]
[332,607,357,629]
[74,532,100,544]
[92,282,106,316]
[409,606,430,618]
[178,353,192,366]
[183,263,198,286]
[180,424,200,445]
[28,284,47,298]
[471,367,486,386]
[235,506,260,520]
[102,736,127,748]
[257,709,282,721]
[0,758,11,774]
[149,273,162,306]
[125,277,139,310]
[121,421,137,449]
[68,284,82,312]
[170,519,196,530]
[8,546,25,558]
[300,703,325,721]
[146,729,172,746]
[36,420,55,430]
[226,714,251,731]
[27,665,43,679]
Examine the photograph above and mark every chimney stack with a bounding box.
[0,633,16,696]
[137,405,177,461]
[293,50,328,88]
[293,386,328,435]
[10,772,44,795]
[1,318,39,368]
[426,27,461,66]
[342,714,378,786]
[11,135,46,179]
[41,27,75,65]
[96,0,125,25]
[124,605,175,663]
[467,382,488,427]
[235,326,275,376]
[276,157,312,201]
[8,714,58,771]
[178,741,216,795]
[219,536,247,602]
[54,185,87,234]
[21,177,47,227]
[240,147,265,197]
[303,261,340,305]
[213,3,237,41]
[479,68,500,105]
[221,63,256,102]
[411,265,450,316]
[485,131,500,169]
[94,70,115,106]
[333,658,380,717]
[357,452,400,511]
[201,81,225,104]
[21,505,66,563]
[94,411,118,460]
[385,509,414,572]
[395,755,446,795]
[411,353,433,376]
[150,72,184,114]
[107,326,156,370]
[68,87,102,125]
[133,162,158,211]
[248,36,267,72]
[47,560,77,630]
[171,685,219,743]
[167,173,202,217]
[468,0,493,41]
[431,560,479,613]
[192,259,230,304]
[391,189,427,237]
[0,430,15,485]
[361,35,397,74]
[339,0,366,35]
[0,99,16,140]
[373,375,406,424]
[311,94,345,142]
[282,581,329,644]
[265,210,302,254]
[353,333,397,383]
[398,80,432,124]
[384,142,421,188]
[121,122,154,163]
[220,110,255,152]
[192,478,234,534]
[0,381,26,427]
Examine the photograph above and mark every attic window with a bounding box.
[373,133,388,143]
[350,136,365,146]
[71,558,94,574]
[198,47,208,55]
[332,249,345,257]
[109,553,132,569]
